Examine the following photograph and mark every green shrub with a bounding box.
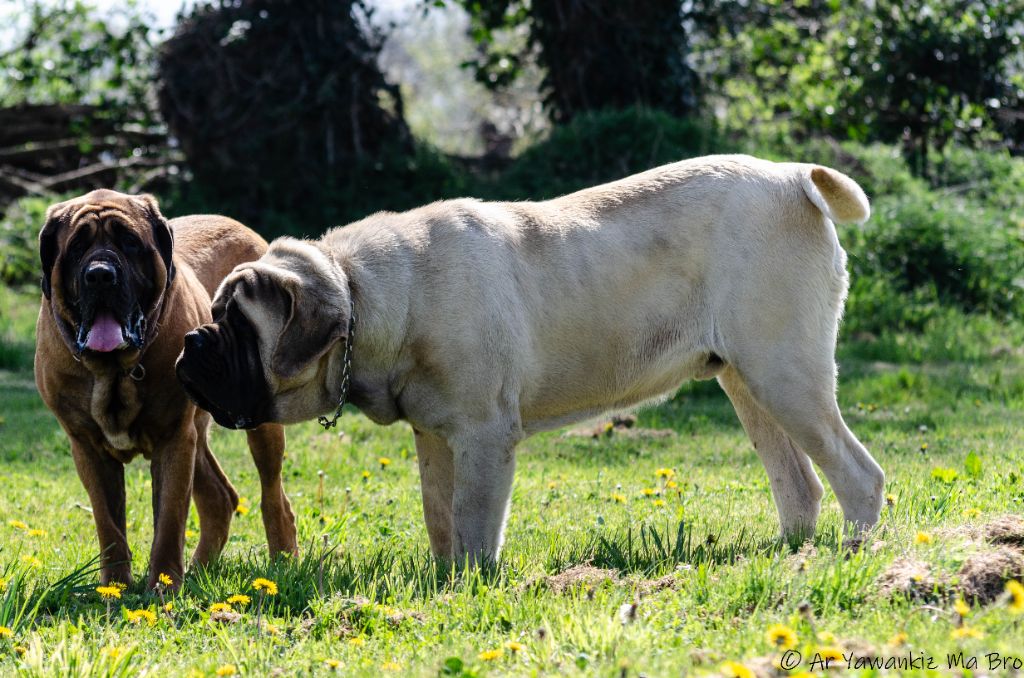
[490,107,725,200]
[0,195,52,287]
[162,141,467,237]
[843,195,1024,329]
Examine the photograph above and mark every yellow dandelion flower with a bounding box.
[478,648,504,661]
[265,623,279,636]
[251,578,278,596]
[951,626,984,640]
[347,636,366,646]
[125,609,157,626]
[158,573,173,587]
[0,626,12,638]
[765,623,798,650]
[505,641,524,652]
[886,493,896,506]
[324,659,341,670]
[209,602,233,614]
[381,662,402,671]
[20,555,41,569]
[378,457,391,468]
[227,594,251,606]
[640,487,658,496]
[215,664,237,676]
[362,470,371,480]
[652,498,666,507]
[185,529,197,539]
[963,507,981,518]
[234,503,249,516]
[163,602,174,613]
[920,442,928,451]
[101,646,125,659]
[14,645,27,656]
[888,631,908,647]
[96,585,122,600]
[611,493,627,503]
[655,468,675,479]
[547,481,558,489]
[666,480,678,489]
[914,531,933,545]
[954,598,970,617]
[27,529,46,537]
[0,577,6,592]
[816,631,836,644]
[1007,580,1024,614]
[8,520,28,530]
[720,661,754,678]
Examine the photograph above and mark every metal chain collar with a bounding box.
[317,301,356,430]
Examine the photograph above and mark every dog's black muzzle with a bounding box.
[177,325,265,430]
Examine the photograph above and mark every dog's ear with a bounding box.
[39,203,69,300]
[134,194,175,287]
[270,278,347,379]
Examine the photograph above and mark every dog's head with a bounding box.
[40,190,175,357]
[175,238,351,429]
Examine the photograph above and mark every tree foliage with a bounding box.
[454,0,698,122]
[0,0,156,122]
[689,0,1024,165]
[157,0,419,232]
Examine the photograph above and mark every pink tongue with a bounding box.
[86,312,125,352]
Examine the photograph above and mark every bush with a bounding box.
[0,195,53,287]
[157,0,462,237]
[490,107,724,200]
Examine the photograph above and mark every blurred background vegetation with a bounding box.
[2,0,1024,368]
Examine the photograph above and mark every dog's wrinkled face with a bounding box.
[175,239,349,429]
[40,190,175,357]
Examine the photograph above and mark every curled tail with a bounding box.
[801,166,870,224]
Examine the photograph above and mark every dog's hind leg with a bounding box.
[728,346,884,534]
[190,412,238,567]
[718,367,824,539]
[414,430,456,558]
[245,423,298,557]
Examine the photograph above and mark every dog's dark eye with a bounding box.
[120,236,143,256]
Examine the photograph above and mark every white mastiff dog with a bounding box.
[176,154,885,563]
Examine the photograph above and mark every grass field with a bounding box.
[2,283,1024,677]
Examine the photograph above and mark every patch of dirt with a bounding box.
[209,610,243,624]
[983,514,1024,547]
[633,573,683,594]
[877,557,945,601]
[564,413,675,440]
[957,545,1024,604]
[385,608,426,626]
[529,564,620,593]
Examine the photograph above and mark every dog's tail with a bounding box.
[800,166,870,224]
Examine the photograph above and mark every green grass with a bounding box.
[1,284,1023,677]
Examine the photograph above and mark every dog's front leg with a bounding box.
[245,423,297,558]
[449,423,519,567]
[68,435,133,586]
[148,423,197,589]
[414,429,455,558]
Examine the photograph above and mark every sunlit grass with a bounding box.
[1,285,1023,675]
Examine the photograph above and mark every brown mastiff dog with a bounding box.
[35,190,296,588]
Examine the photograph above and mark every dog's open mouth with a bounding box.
[75,306,146,354]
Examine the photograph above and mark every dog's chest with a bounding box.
[89,373,150,460]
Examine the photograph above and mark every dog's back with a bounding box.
[170,215,268,298]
